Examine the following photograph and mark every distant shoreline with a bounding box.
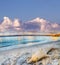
[0,34,60,37]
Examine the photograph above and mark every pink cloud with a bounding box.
[13,19,21,31]
[51,23,59,28]
[27,17,49,32]
[1,16,12,26]
[0,17,60,32]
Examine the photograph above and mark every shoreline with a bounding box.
[0,41,60,65]
[0,40,60,52]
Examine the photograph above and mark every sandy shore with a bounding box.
[0,41,60,65]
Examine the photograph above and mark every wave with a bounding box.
[0,39,60,52]
[0,36,60,51]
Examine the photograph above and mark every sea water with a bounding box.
[0,36,60,48]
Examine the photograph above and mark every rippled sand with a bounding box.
[0,43,60,65]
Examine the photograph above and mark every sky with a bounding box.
[0,0,60,23]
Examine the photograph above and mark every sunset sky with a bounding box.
[0,0,60,23]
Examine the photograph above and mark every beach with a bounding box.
[0,40,60,65]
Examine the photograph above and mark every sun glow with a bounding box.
[51,37,58,41]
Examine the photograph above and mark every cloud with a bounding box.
[24,17,60,32]
[23,22,40,32]
[0,25,4,32]
[0,17,21,32]
[26,17,50,32]
[51,23,59,28]
[28,17,47,23]
[0,17,12,32]
[1,16,12,26]
[13,19,21,30]
[13,19,20,27]
[0,17,60,32]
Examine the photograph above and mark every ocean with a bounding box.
[0,36,60,48]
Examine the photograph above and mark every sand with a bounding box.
[0,41,60,65]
